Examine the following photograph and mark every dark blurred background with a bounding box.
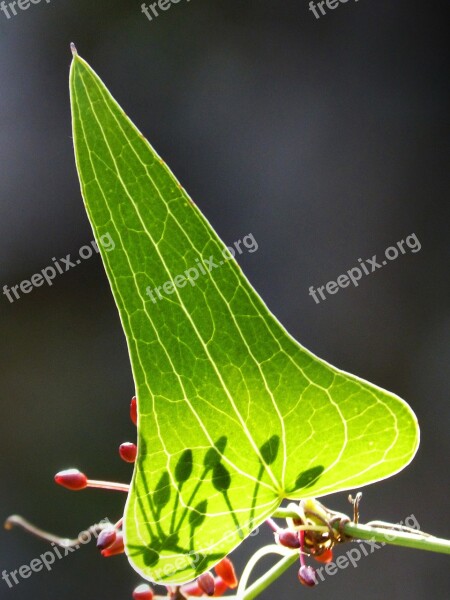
[0,1,449,599]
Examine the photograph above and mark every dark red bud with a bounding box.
[298,565,317,588]
[181,576,228,598]
[54,469,87,491]
[313,548,333,564]
[132,584,154,600]
[179,582,203,596]
[276,529,301,549]
[197,572,215,596]
[130,396,137,426]
[101,531,124,557]
[212,576,228,596]
[119,442,137,463]
[215,558,238,588]
[96,527,117,550]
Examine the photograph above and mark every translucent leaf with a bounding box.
[69,52,419,585]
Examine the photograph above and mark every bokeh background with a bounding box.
[1,1,449,599]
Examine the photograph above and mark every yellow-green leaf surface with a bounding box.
[69,51,419,585]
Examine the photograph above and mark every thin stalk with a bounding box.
[237,544,293,595]
[86,479,130,492]
[265,518,281,532]
[272,507,307,519]
[232,553,298,600]
[4,515,108,548]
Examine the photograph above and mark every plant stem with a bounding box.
[216,516,450,600]
[86,479,130,492]
[272,508,450,555]
[4,515,108,548]
[272,507,308,519]
[265,518,280,532]
[226,553,299,600]
[343,522,450,554]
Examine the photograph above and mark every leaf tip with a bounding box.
[70,42,78,57]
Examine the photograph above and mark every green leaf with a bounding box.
[69,51,419,585]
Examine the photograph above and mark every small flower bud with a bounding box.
[54,469,87,491]
[215,557,238,588]
[298,565,317,587]
[276,529,301,549]
[181,576,228,598]
[101,531,124,557]
[119,442,138,463]
[132,583,154,600]
[130,396,137,426]
[96,527,117,550]
[197,572,215,596]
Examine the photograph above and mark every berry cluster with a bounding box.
[267,511,335,589]
[12,395,350,598]
[54,397,238,599]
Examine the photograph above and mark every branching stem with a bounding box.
[273,508,450,555]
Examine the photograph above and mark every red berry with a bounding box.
[96,527,117,550]
[212,576,228,596]
[298,565,317,587]
[197,572,215,596]
[101,531,124,557]
[215,557,238,588]
[54,469,87,491]
[179,581,203,596]
[132,584,154,600]
[130,396,138,426]
[313,548,333,564]
[119,442,138,463]
[276,529,301,549]
[181,576,229,598]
